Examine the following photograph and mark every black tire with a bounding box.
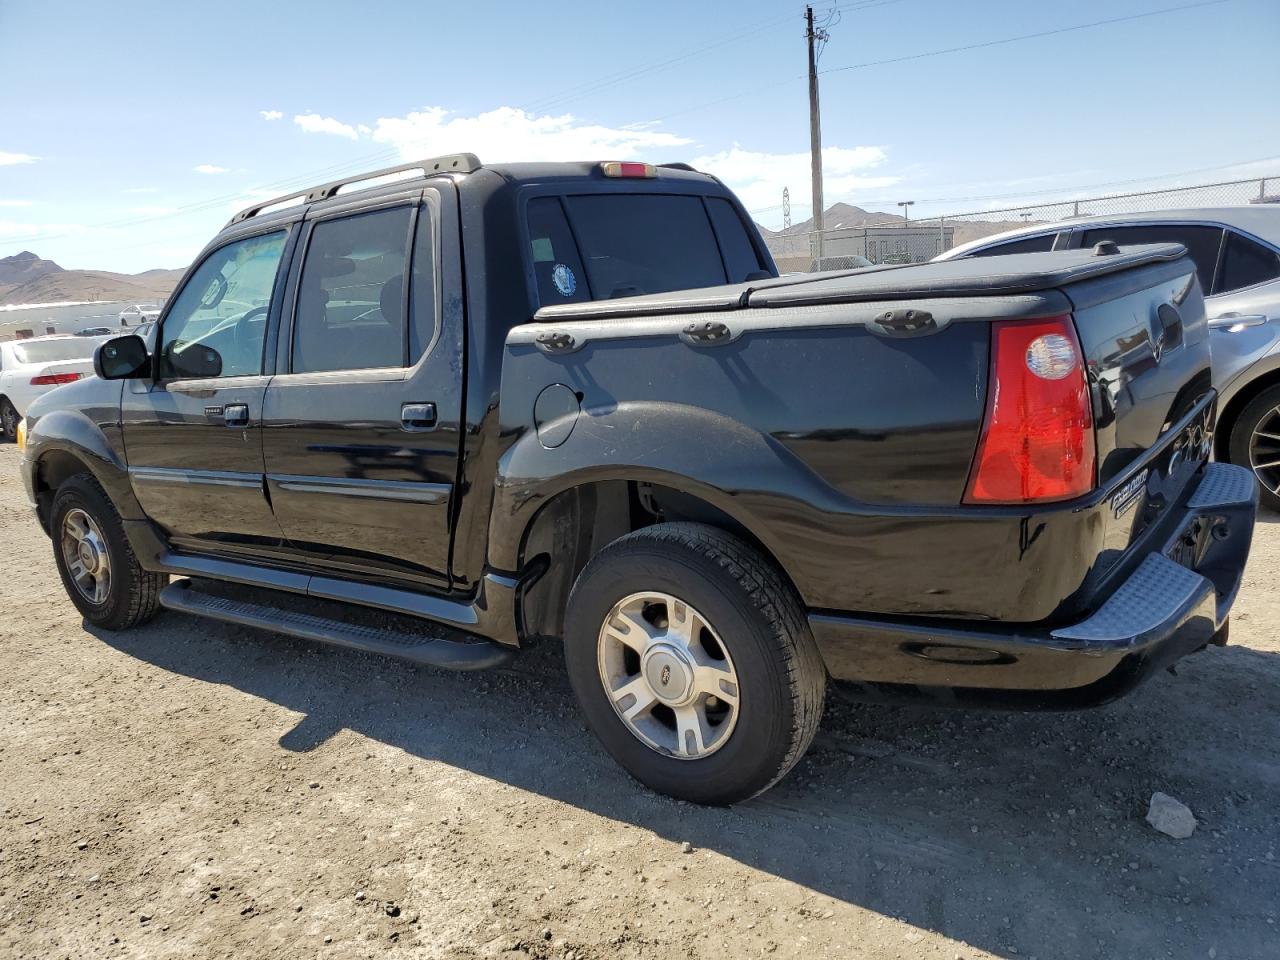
[1227,383,1280,512]
[563,522,827,805]
[50,474,167,630]
[0,398,18,443]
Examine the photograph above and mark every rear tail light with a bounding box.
[600,161,656,179]
[30,372,82,386]
[964,315,1096,504]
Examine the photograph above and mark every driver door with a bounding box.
[122,226,295,552]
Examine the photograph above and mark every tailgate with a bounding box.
[1065,248,1214,591]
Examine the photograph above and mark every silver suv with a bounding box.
[938,207,1280,508]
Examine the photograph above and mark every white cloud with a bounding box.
[194,164,228,175]
[0,199,35,208]
[371,106,691,163]
[691,145,899,215]
[0,220,90,238]
[260,109,283,121]
[0,151,37,166]
[294,113,359,140]
[123,186,161,194]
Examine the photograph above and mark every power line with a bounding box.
[820,0,1233,74]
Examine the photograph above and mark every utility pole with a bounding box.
[806,5,826,263]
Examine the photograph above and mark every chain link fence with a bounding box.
[764,175,1280,273]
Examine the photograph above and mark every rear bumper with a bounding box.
[810,462,1257,709]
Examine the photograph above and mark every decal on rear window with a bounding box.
[552,263,577,297]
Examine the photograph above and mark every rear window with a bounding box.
[13,339,99,364]
[1076,224,1224,294]
[968,233,1057,257]
[1216,231,1280,293]
[705,197,768,282]
[565,194,728,299]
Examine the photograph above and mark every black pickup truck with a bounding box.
[19,155,1257,804]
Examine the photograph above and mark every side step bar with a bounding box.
[158,580,514,671]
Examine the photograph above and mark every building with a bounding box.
[812,223,955,266]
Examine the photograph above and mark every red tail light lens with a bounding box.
[964,315,1096,504]
[600,161,656,179]
[30,372,82,386]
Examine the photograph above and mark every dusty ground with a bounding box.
[0,443,1276,960]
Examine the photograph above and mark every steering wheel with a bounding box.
[231,305,270,368]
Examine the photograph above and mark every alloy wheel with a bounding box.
[1248,403,1280,496]
[596,591,740,759]
[60,508,112,605]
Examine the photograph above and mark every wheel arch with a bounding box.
[1215,365,1280,461]
[514,475,802,643]
[26,409,143,529]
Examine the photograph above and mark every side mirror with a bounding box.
[162,341,223,379]
[94,335,150,380]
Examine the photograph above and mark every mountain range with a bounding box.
[0,251,186,306]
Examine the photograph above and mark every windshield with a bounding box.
[13,339,99,364]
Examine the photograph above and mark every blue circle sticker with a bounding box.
[552,263,577,297]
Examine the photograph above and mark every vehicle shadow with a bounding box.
[92,613,1280,960]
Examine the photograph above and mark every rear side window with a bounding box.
[12,339,98,363]
[968,233,1056,257]
[527,197,590,306]
[563,194,728,299]
[705,197,768,282]
[1216,231,1280,293]
[293,206,413,374]
[1076,224,1224,294]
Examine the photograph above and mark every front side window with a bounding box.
[159,231,287,379]
[292,206,413,374]
[1076,225,1224,294]
[1216,231,1280,294]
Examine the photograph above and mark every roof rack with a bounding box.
[229,153,482,224]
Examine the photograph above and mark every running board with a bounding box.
[158,580,514,671]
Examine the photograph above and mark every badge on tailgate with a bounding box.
[1110,468,1149,519]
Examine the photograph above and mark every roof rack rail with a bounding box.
[658,162,697,171]
[229,153,483,225]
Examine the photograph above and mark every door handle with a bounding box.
[401,402,437,431]
[1208,313,1269,330]
[223,403,250,427]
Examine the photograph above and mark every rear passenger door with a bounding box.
[261,185,463,589]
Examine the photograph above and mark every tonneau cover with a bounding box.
[534,243,1187,322]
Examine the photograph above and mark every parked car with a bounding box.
[937,208,1280,508]
[0,334,106,441]
[75,326,118,337]
[19,156,1257,804]
[117,303,161,326]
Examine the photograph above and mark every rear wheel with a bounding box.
[1228,384,1280,511]
[50,474,166,629]
[0,398,18,443]
[564,522,826,805]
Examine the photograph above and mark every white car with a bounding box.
[0,336,106,441]
[117,303,161,326]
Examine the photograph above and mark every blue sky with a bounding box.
[1,0,1277,274]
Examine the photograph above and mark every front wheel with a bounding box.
[1227,383,1280,511]
[564,523,827,805]
[50,474,167,629]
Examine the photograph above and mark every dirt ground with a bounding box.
[0,443,1276,960]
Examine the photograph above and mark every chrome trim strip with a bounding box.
[129,467,262,489]
[268,474,450,504]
